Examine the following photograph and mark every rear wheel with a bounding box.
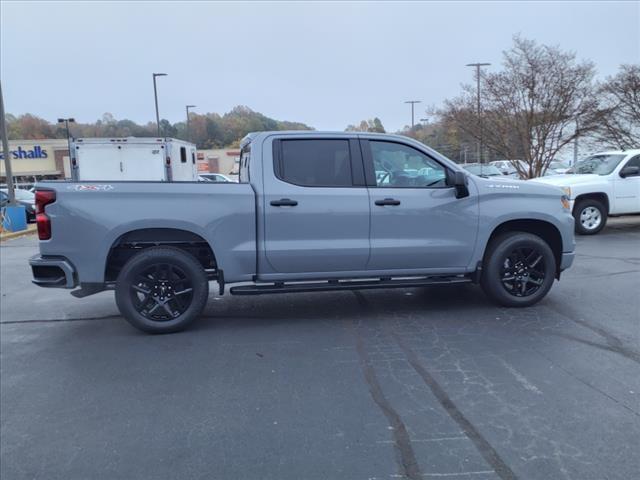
[573,198,607,235]
[481,232,556,307]
[115,247,209,333]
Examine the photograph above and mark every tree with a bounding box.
[440,36,601,178]
[594,64,640,149]
[345,117,386,133]
[6,107,313,148]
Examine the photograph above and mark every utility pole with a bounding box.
[0,81,16,205]
[185,105,196,143]
[152,73,167,137]
[466,63,490,163]
[404,100,421,129]
[573,119,579,166]
[57,118,75,163]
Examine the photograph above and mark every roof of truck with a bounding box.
[240,130,420,148]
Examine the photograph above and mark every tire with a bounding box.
[573,198,607,235]
[115,247,209,334]
[481,232,556,307]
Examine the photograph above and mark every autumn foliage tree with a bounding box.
[441,36,602,178]
[345,118,385,133]
[6,106,312,148]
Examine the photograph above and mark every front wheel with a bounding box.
[481,232,556,307]
[115,247,209,334]
[573,199,607,235]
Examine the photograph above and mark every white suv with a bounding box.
[533,149,640,234]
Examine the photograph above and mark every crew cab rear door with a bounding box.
[361,138,478,271]
[262,136,370,274]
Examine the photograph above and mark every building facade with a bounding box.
[196,149,240,176]
[0,139,71,182]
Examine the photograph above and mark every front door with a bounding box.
[263,137,370,274]
[613,154,640,214]
[361,139,478,271]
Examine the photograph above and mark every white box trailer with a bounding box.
[71,137,198,181]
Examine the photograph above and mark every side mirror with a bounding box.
[620,165,639,178]
[447,170,470,199]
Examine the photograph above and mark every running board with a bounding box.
[230,276,472,296]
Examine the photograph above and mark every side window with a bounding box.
[370,141,447,188]
[278,139,352,187]
[624,155,640,172]
[239,148,250,184]
[191,151,196,165]
[180,146,187,163]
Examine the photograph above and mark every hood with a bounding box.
[472,174,561,197]
[530,174,600,186]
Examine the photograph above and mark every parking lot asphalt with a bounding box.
[1,218,639,480]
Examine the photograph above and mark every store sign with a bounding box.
[0,145,49,160]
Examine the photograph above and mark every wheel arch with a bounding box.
[485,219,563,277]
[104,227,217,282]
[573,192,610,215]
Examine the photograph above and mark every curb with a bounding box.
[0,225,37,242]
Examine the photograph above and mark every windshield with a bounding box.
[549,161,569,169]
[464,164,502,177]
[568,154,625,175]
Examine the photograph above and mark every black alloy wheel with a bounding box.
[115,247,209,333]
[131,263,194,321]
[481,232,556,307]
[499,247,546,297]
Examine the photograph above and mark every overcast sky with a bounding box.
[1,1,638,132]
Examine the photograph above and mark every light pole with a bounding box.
[404,100,421,129]
[466,62,490,163]
[0,81,16,205]
[57,118,75,163]
[185,105,196,143]
[153,73,167,137]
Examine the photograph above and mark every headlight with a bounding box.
[561,186,571,198]
[561,195,571,211]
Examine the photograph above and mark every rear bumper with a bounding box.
[29,255,77,289]
[560,251,575,271]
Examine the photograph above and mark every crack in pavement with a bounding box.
[549,332,640,364]
[0,314,121,325]
[352,290,517,480]
[353,317,422,480]
[389,330,518,480]
[543,303,640,364]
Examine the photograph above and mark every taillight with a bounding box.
[166,156,171,166]
[35,190,56,240]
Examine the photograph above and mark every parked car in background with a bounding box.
[30,131,575,334]
[0,188,36,222]
[532,149,640,234]
[491,160,526,177]
[462,163,504,178]
[198,173,234,183]
[545,161,570,176]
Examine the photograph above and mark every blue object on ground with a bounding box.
[1,205,27,232]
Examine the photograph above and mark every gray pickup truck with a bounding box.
[30,132,575,333]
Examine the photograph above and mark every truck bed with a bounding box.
[36,181,257,284]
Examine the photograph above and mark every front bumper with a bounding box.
[29,255,77,289]
[560,251,575,271]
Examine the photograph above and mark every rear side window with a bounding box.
[277,139,352,187]
[239,148,250,184]
[191,152,196,164]
[180,146,187,163]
